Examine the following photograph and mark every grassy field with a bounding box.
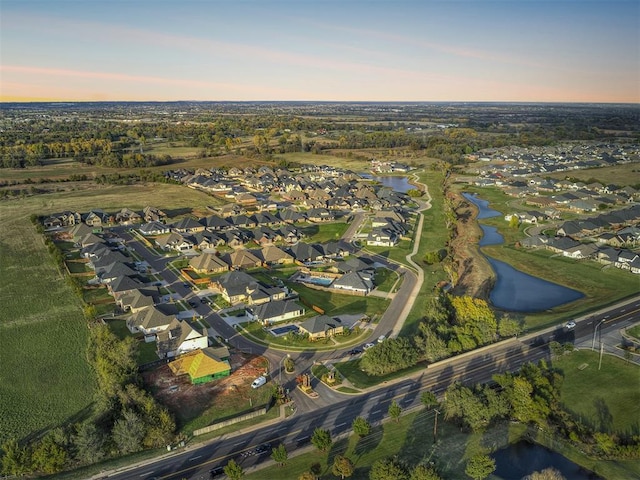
[0,183,217,443]
[546,163,640,188]
[0,206,95,443]
[553,350,640,435]
[627,325,640,341]
[299,221,349,243]
[290,283,390,319]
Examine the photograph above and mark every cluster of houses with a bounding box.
[370,159,413,173]
[467,142,638,178]
[519,204,640,274]
[165,164,412,213]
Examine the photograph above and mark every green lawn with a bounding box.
[553,350,640,435]
[299,222,349,243]
[373,267,399,293]
[291,283,390,319]
[334,358,429,389]
[626,325,640,341]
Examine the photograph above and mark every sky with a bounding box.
[1,0,639,103]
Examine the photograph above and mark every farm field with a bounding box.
[546,163,640,188]
[0,204,94,443]
[0,182,217,443]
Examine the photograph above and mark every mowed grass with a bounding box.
[0,183,217,443]
[554,350,640,435]
[299,222,349,243]
[290,283,389,319]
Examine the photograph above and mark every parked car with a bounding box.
[251,375,267,389]
[565,321,576,330]
[378,335,386,343]
[363,343,375,350]
[348,348,363,355]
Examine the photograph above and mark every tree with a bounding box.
[224,459,245,480]
[388,400,402,423]
[509,215,520,229]
[370,457,409,480]
[284,356,295,373]
[1,438,32,476]
[548,341,564,358]
[112,410,146,454]
[31,432,68,474]
[410,464,442,480]
[465,454,495,480]
[352,416,372,437]
[420,391,438,409]
[299,472,317,480]
[73,422,105,464]
[332,454,355,479]
[271,444,288,466]
[498,315,522,338]
[311,427,332,452]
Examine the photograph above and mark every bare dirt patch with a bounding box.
[448,191,495,298]
[143,352,269,428]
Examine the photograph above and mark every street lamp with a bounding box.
[592,319,606,351]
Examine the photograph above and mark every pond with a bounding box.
[359,174,413,193]
[492,441,601,479]
[464,192,584,312]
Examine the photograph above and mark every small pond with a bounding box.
[464,192,584,312]
[492,441,601,479]
[359,174,413,193]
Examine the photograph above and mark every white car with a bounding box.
[378,335,386,343]
[363,343,375,350]
[565,321,576,330]
[251,375,267,389]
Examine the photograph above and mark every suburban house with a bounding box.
[143,206,167,223]
[298,315,344,341]
[221,249,262,270]
[168,347,231,384]
[156,318,209,359]
[155,232,195,252]
[171,217,206,234]
[139,221,170,236]
[246,300,305,325]
[255,246,294,266]
[210,271,286,305]
[127,304,179,340]
[117,288,159,313]
[331,271,375,294]
[366,227,399,247]
[189,253,229,274]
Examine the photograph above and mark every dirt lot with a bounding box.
[143,352,270,429]
[449,190,495,299]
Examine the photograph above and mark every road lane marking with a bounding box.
[190,455,201,461]
[139,472,154,477]
[336,422,346,428]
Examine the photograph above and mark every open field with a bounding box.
[554,350,640,435]
[0,183,217,443]
[546,163,640,188]
[0,205,95,443]
[299,221,349,243]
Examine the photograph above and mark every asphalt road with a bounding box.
[101,295,639,480]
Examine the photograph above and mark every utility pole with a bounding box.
[433,409,440,442]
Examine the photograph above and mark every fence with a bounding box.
[193,405,268,436]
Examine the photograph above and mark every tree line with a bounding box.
[1,325,176,476]
[360,295,522,377]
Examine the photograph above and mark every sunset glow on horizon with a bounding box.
[1,0,638,103]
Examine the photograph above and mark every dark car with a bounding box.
[209,466,224,478]
[348,348,362,355]
[255,442,271,454]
